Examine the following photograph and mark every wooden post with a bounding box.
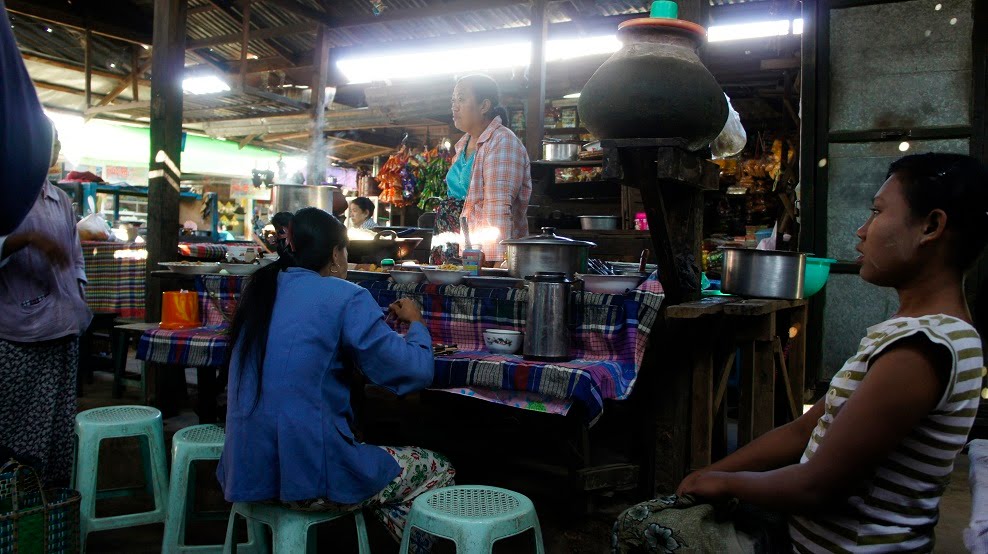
[239,0,251,88]
[525,0,548,161]
[146,0,187,323]
[690,328,714,470]
[84,29,93,109]
[307,25,331,185]
[131,46,140,101]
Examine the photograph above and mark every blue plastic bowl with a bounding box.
[804,257,837,297]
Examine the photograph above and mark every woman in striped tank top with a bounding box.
[649,153,987,553]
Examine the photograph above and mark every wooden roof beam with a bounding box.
[5,0,152,45]
[333,0,537,28]
[186,22,317,49]
[259,0,539,29]
[206,0,299,65]
[21,53,152,86]
[91,57,153,112]
[33,79,106,100]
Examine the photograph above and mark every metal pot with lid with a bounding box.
[501,227,595,278]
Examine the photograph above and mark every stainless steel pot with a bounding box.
[542,140,581,161]
[524,272,572,361]
[501,227,595,278]
[579,215,620,230]
[270,183,347,215]
[720,248,807,300]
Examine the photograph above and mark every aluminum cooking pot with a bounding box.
[501,227,595,278]
[720,247,807,300]
[270,183,348,215]
[542,140,581,161]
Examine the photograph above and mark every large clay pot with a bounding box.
[578,17,728,151]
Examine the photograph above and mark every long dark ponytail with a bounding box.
[226,207,349,410]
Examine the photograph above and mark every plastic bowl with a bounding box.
[390,269,426,285]
[804,257,837,296]
[421,268,469,285]
[576,273,646,295]
[483,329,523,355]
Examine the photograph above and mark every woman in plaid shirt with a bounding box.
[445,74,532,262]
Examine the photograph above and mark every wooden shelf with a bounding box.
[543,127,589,136]
[531,159,603,168]
[545,180,619,200]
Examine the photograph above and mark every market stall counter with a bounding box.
[360,278,665,424]
[134,273,665,423]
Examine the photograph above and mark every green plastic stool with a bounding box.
[222,502,371,554]
[73,406,169,554]
[400,486,545,553]
[162,424,235,554]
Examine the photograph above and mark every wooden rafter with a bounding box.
[238,134,259,149]
[5,0,152,44]
[186,22,316,50]
[206,0,298,65]
[91,57,152,112]
[347,147,395,164]
[21,53,151,85]
[33,80,105,100]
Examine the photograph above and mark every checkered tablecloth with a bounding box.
[359,275,665,423]
[136,275,245,367]
[81,241,146,319]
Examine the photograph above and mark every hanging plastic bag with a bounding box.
[711,94,747,159]
[76,197,111,241]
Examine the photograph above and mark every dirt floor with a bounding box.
[76,370,973,553]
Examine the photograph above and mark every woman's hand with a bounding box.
[676,470,706,496]
[389,298,423,324]
[676,471,729,500]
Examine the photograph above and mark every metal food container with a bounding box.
[270,183,347,215]
[501,227,595,278]
[579,215,620,230]
[720,248,807,300]
[542,140,581,161]
[524,272,572,361]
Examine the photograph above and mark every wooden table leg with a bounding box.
[788,304,809,409]
[738,341,755,446]
[110,328,129,399]
[148,363,184,418]
[752,337,776,438]
[195,367,218,424]
[690,342,714,471]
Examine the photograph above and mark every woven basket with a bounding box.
[0,460,81,554]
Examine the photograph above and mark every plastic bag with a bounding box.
[76,197,110,241]
[711,94,747,159]
[77,212,111,241]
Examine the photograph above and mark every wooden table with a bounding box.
[666,296,808,472]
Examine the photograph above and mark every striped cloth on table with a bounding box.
[81,241,146,318]
[196,274,245,327]
[178,242,228,261]
[135,275,244,367]
[433,352,632,424]
[359,275,665,422]
[791,315,984,553]
[137,327,229,367]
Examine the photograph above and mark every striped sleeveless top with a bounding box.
[790,314,984,553]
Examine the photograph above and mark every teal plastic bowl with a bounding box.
[804,257,837,297]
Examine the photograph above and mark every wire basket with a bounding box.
[0,460,81,554]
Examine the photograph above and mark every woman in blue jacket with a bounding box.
[218,207,454,550]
